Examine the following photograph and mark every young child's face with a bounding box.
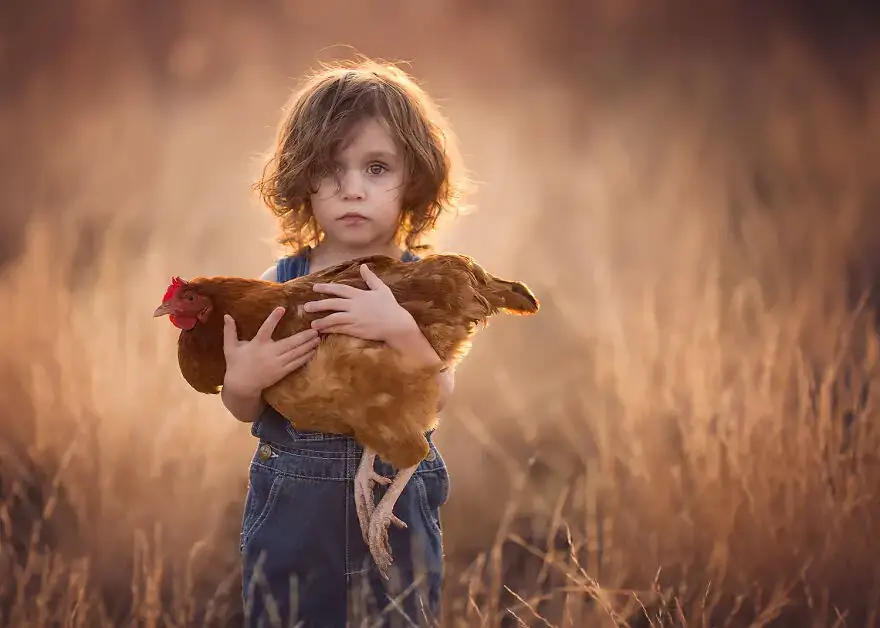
[311,116,405,250]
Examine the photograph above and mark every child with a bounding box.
[220,59,464,627]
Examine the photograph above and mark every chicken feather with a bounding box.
[154,253,539,470]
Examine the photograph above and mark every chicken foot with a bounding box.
[367,463,419,579]
[354,448,406,544]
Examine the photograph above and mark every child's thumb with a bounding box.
[222,314,238,348]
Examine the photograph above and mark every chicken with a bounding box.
[152,253,539,574]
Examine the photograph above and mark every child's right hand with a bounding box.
[222,307,320,397]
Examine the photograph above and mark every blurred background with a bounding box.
[2,1,880,626]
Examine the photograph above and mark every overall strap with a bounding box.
[275,248,310,283]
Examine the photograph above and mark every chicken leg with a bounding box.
[354,448,406,544]
[367,463,419,579]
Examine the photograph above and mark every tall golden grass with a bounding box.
[4,146,880,627]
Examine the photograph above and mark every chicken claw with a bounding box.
[355,449,394,542]
[367,464,418,579]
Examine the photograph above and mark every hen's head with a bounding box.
[153,277,213,331]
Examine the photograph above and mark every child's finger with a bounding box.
[278,336,320,360]
[316,324,358,337]
[254,306,285,342]
[360,264,387,291]
[222,315,239,352]
[280,349,316,374]
[303,298,350,313]
[310,312,353,331]
[275,328,319,352]
[312,282,362,297]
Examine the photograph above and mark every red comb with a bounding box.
[162,276,187,302]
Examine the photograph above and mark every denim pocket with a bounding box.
[240,463,283,551]
[415,468,450,538]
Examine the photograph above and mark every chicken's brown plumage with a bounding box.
[159,253,539,469]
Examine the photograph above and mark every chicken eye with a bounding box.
[185,294,195,301]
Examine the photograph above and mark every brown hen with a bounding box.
[153,253,539,574]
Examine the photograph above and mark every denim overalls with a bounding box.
[240,248,450,628]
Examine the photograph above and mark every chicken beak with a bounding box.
[152,302,172,317]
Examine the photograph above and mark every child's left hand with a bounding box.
[304,264,418,344]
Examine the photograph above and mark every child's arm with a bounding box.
[385,324,456,411]
[221,383,264,423]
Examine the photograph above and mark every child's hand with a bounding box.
[222,307,320,397]
[305,264,418,344]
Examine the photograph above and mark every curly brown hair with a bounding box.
[254,58,465,254]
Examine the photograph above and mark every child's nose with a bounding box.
[339,171,365,200]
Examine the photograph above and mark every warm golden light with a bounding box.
[2,2,879,626]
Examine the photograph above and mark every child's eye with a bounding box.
[366,163,387,175]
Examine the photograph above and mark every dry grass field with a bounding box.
[2,1,880,626]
